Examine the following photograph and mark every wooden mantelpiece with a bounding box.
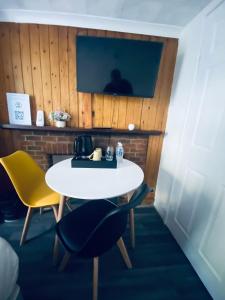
[0,124,163,136]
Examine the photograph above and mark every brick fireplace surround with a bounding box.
[10,130,149,172]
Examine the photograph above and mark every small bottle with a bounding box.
[116,142,124,163]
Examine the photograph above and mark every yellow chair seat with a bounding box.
[27,181,60,207]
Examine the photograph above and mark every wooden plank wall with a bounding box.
[0,22,178,193]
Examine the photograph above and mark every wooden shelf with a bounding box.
[0,124,163,136]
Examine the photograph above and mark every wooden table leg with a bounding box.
[53,195,65,265]
[126,191,135,248]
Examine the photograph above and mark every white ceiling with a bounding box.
[0,0,213,37]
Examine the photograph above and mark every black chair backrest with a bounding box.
[79,183,150,258]
[79,207,128,257]
[120,183,152,211]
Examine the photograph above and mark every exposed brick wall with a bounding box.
[11,130,148,171]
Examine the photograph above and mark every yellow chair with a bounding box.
[0,150,60,245]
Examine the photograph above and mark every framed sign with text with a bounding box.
[6,93,32,125]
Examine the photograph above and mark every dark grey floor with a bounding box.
[0,204,212,300]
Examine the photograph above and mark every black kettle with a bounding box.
[74,135,94,158]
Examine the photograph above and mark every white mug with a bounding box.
[89,148,102,161]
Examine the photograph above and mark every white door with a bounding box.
[164,2,225,299]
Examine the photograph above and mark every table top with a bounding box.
[45,158,144,200]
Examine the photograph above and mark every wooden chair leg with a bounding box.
[126,191,135,248]
[58,251,71,272]
[93,257,99,300]
[53,195,66,265]
[129,208,135,248]
[20,207,33,246]
[52,205,59,221]
[56,195,66,222]
[117,237,132,269]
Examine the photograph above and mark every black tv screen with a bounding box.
[76,36,163,98]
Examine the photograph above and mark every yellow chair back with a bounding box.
[0,150,46,206]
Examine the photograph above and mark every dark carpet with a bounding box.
[0,204,212,300]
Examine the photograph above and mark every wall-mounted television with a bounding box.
[76,36,163,98]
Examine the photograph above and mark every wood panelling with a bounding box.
[58,26,70,114]
[68,27,79,128]
[20,24,35,120]
[0,24,15,93]
[93,94,104,127]
[49,26,61,115]
[9,24,24,93]
[39,25,52,125]
[0,22,178,194]
[0,33,8,124]
[78,92,92,128]
[29,23,44,119]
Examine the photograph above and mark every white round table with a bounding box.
[46,158,144,200]
[46,158,144,259]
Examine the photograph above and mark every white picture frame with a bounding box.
[6,93,32,125]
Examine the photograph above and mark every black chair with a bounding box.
[56,183,150,300]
